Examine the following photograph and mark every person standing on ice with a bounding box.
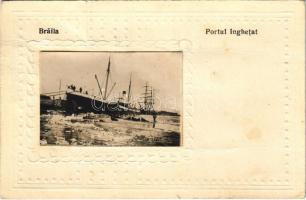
[152,111,157,128]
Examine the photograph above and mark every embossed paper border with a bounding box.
[0,1,304,198]
[14,13,291,189]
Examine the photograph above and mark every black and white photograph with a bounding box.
[40,51,182,146]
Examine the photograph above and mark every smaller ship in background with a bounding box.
[138,82,155,114]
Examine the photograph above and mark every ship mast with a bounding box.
[138,82,155,113]
[151,87,154,107]
[144,82,148,110]
[127,73,132,103]
[103,57,111,100]
[95,74,103,98]
[58,79,61,99]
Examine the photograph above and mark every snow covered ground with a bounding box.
[40,112,181,146]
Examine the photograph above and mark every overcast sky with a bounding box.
[40,51,182,112]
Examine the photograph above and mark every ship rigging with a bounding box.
[41,56,154,116]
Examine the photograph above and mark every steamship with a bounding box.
[65,57,138,115]
[41,56,156,116]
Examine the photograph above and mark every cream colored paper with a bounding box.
[0,1,305,198]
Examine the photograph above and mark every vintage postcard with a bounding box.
[0,1,305,198]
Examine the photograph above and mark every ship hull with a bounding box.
[66,92,135,115]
